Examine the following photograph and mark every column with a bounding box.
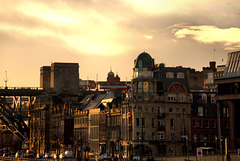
[228,101,236,151]
[217,102,222,153]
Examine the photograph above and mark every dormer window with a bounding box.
[166,72,174,78]
[177,72,184,78]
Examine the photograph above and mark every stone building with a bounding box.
[40,62,79,95]
[124,52,192,157]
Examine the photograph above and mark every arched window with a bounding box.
[138,106,142,112]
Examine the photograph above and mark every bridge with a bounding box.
[0,87,43,142]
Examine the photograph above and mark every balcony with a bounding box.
[157,125,165,131]
[157,113,165,118]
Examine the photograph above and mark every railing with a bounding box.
[0,156,77,161]
[0,87,43,90]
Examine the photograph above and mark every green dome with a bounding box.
[134,52,154,68]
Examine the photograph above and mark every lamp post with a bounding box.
[215,135,218,154]
[194,135,197,161]
[186,136,189,161]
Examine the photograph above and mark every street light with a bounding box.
[215,135,218,154]
[194,135,197,161]
[186,136,189,161]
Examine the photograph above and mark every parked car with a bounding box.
[44,153,52,159]
[59,153,67,159]
[99,154,112,161]
[133,155,140,161]
[36,153,44,159]
[53,154,59,159]
[65,150,73,158]
[15,152,23,158]
[26,150,35,158]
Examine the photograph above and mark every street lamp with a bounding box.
[215,135,218,154]
[194,135,197,161]
[186,136,189,161]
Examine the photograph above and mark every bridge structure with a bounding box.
[0,86,43,143]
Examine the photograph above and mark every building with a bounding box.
[40,62,79,95]
[127,52,192,157]
[215,51,240,152]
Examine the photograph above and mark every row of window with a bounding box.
[166,72,184,79]
[136,131,164,141]
[192,119,218,128]
[135,118,164,127]
[193,134,218,142]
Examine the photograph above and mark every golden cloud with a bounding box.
[174,25,240,50]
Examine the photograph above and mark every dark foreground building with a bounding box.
[215,51,240,152]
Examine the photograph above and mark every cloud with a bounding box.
[174,25,240,50]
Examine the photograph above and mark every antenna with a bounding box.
[4,71,8,88]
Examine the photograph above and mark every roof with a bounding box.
[80,92,115,111]
[223,51,240,78]
[134,52,154,68]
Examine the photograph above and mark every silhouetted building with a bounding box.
[215,51,240,152]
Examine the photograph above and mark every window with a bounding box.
[138,107,142,112]
[136,118,140,126]
[192,119,196,127]
[177,72,184,78]
[212,120,216,128]
[166,72,174,78]
[169,108,173,112]
[158,132,164,140]
[223,107,229,117]
[198,107,204,116]
[136,132,140,140]
[139,60,143,68]
[143,82,149,93]
[170,119,174,127]
[202,93,207,102]
[205,120,209,128]
[158,120,163,127]
[158,107,163,114]
[152,118,155,127]
[199,120,203,128]
[145,107,148,112]
[211,94,216,103]
[152,132,155,141]
[142,117,146,126]
[138,82,143,93]
[225,120,229,129]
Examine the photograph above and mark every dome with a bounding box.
[108,71,114,76]
[134,52,154,68]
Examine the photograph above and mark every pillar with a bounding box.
[217,102,222,153]
[228,101,236,151]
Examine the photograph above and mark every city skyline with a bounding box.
[1,0,240,87]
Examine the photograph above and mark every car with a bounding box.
[99,154,112,161]
[59,153,67,159]
[133,155,140,161]
[44,153,52,159]
[26,150,35,158]
[65,150,73,158]
[15,152,23,158]
[53,154,59,159]
[36,153,44,159]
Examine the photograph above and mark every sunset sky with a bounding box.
[1,0,240,87]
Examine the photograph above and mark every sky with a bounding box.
[1,0,240,87]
